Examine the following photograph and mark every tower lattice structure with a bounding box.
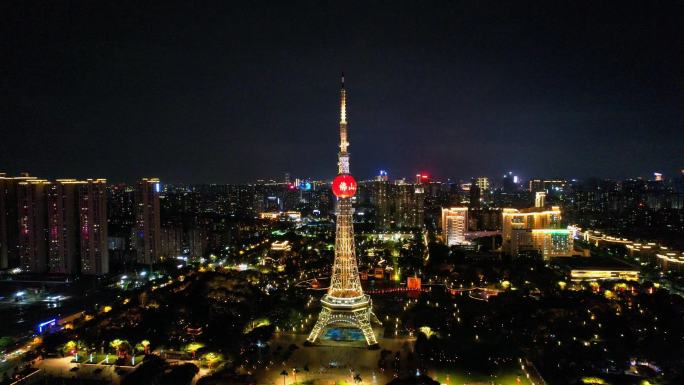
[306,75,379,348]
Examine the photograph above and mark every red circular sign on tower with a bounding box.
[332,174,357,198]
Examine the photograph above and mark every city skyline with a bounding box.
[0,169,681,186]
[3,1,683,183]
[2,3,684,385]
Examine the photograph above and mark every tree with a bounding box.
[280,369,288,385]
[184,342,204,359]
[0,337,13,351]
[63,340,77,355]
[135,340,151,355]
[201,352,223,369]
[109,339,130,359]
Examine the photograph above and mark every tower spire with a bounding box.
[338,73,349,173]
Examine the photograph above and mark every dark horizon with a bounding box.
[3,1,683,183]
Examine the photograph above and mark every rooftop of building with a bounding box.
[551,256,640,271]
[503,205,562,214]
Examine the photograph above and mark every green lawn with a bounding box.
[70,351,90,363]
[96,353,116,365]
[71,353,144,366]
[121,355,145,366]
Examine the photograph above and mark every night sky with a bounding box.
[2,1,683,183]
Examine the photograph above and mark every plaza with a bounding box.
[253,332,409,385]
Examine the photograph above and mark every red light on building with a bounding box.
[416,173,429,184]
[407,276,421,290]
[332,174,357,198]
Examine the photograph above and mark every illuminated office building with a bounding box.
[535,191,546,208]
[553,257,640,281]
[135,178,161,265]
[468,207,502,231]
[441,207,468,245]
[79,179,108,275]
[476,177,489,192]
[17,179,50,273]
[476,177,489,202]
[502,205,572,259]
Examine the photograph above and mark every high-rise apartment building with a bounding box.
[476,177,490,203]
[476,177,489,192]
[393,181,424,228]
[17,179,50,273]
[4,175,109,275]
[1,173,35,269]
[414,184,425,229]
[370,171,391,230]
[160,226,183,259]
[187,228,206,259]
[441,207,469,245]
[47,179,83,274]
[135,178,161,265]
[469,178,481,208]
[79,179,108,275]
[108,184,135,235]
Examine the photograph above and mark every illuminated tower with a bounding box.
[307,75,379,348]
